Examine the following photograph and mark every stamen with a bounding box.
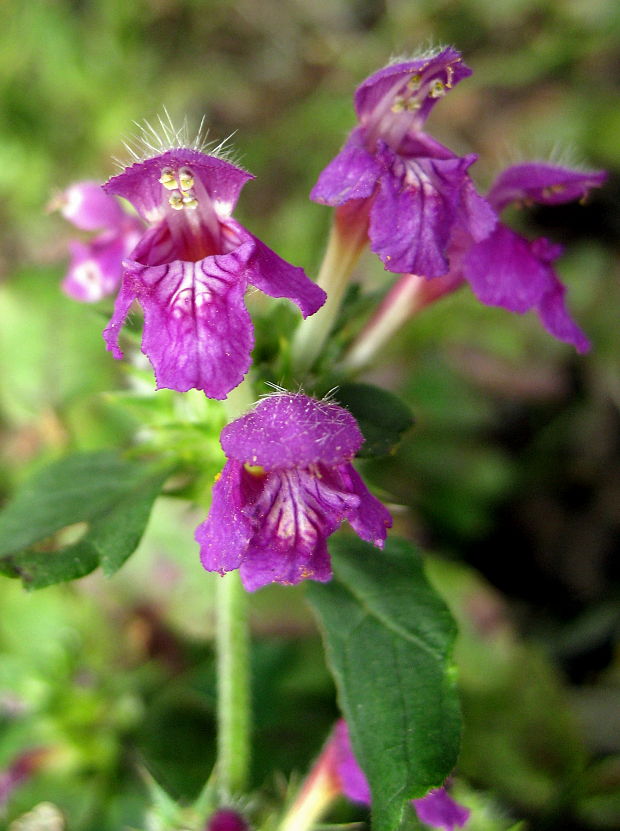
[159,168,178,190]
[244,464,266,477]
[182,193,198,209]
[428,80,446,98]
[178,167,195,191]
[168,191,185,210]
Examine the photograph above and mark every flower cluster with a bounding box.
[312,47,605,350]
[312,48,495,278]
[56,48,605,597]
[57,181,142,302]
[195,393,392,591]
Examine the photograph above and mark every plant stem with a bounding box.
[341,273,427,372]
[216,569,251,796]
[341,270,464,372]
[291,205,369,376]
[278,750,339,831]
[214,373,256,797]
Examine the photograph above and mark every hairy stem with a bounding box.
[216,569,251,795]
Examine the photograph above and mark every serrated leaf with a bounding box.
[0,451,169,588]
[306,535,461,831]
[334,383,414,458]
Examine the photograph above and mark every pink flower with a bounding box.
[195,393,391,590]
[58,181,142,302]
[102,145,325,400]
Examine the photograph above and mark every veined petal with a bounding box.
[106,243,256,399]
[370,149,477,276]
[60,181,125,231]
[459,177,497,243]
[488,162,607,212]
[339,463,392,546]
[221,393,364,469]
[63,235,124,302]
[105,148,254,224]
[311,129,382,206]
[462,224,557,312]
[239,467,359,590]
[195,461,252,575]
[241,227,326,317]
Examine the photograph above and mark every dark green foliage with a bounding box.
[335,382,414,457]
[308,535,461,831]
[0,452,169,588]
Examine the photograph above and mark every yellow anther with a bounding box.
[407,74,421,90]
[178,167,195,191]
[168,191,185,210]
[244,463,266,477]
[428,80,446,98]
[391,96,406,113]
[182,193,198,209]
[159,168,178,190]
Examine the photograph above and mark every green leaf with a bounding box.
[306,535,461,831]
[0,451,169,588]
[334,383,414,458]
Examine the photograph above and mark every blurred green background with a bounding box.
[0,1,619,829]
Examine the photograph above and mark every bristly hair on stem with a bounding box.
[113,107,240,170]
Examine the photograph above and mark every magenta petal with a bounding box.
[61,181,125,231]
[240,534,332,591]
[243,229,326,317]
[537,274,590,353]
[63,235,124,302]
[104,148,254,222]
[103,273,136,360]
[354,48,471,128]
[459,178,497,243]
[238,467,359,590]
[199,394,390,590]
[195,461,252,574]
[370,150,471,276]
[339,463,392,546]
[221,393,364,469]
[123,247,255,399]
[488,162,607,212]
[311,130,382,206]
[413,788,470,831]
[332,721,372,805]
[462,224,553,312]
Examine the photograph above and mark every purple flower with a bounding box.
[195,393,392,591]
[102,147,326,400]
[58,181,143,302]
[331,721,469,831]
[311,48,496,277]
[462,162,607,352]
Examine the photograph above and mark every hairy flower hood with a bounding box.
[196,393,392,590]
